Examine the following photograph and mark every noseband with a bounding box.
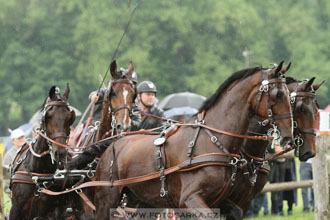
[254,72,292,144]
[290,90,317,156]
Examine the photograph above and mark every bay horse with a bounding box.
[66,60,137,219]
[93,62,294,220]
[9,84,76,220]
[72,60,137,148]
[228,70,324,217]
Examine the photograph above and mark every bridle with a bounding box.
[290,88,317,156]
[107,71,136,135]
[36,98,74,163]
[254,71,293,145]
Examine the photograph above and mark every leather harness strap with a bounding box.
[39,152,239,196]
[77,190,96,211]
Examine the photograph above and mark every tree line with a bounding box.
[0,0,329,134]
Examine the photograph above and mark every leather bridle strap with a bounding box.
[291,91,317,136]
[298,128,317,135]
[112,104,131,113]
[29,143,50,158]
[254,75,292,125]
[38,131,81,149]
[49,132,67,140]
[240,148,264,162]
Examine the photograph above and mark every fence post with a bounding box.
[313,134,330,220]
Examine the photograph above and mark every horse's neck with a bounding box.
[28,137,55,172]
[242,118,269,158]
[204,77,258,153]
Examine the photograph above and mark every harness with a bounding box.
[26,70,293,210]
[10,98,73,192]
[254,72,292,146]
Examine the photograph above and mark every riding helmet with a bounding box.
[137,81,157,94]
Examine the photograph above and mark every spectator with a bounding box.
[300,159,314,212]
[268,146,286,216]
[2,128,26,193]
[245,193,269,218]
[281,158,297,215]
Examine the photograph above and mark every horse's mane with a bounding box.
[199,66,265,112]
[286,76,301,84]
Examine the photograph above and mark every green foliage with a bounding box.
[0,0,329,134]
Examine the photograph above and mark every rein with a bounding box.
[140,111,273,141]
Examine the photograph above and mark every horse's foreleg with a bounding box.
[219,200,243,220]
[180,194,219,220]
[94,186,121,220]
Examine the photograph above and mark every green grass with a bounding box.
[3,193,11,217]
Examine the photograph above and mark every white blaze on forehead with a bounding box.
[122,88,129,125]
[123,88,128,104]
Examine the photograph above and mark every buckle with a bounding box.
[211,136,218,143]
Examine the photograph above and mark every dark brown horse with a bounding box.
[227,69,324,217]
[71,60,137,148]
[66,60,137,219]
[95,60,137,141]
[93,62,294,220]
[9,84,75,220]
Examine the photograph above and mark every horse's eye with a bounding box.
[300,106,306,113]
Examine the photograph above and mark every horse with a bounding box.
[70,60,137,149]
[9,84,76,220]
[93,62,294,220]
[65,60,137,219]
[227,69,324,217]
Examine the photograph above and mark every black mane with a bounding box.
[286,76,301,84]
[199,67,265,112]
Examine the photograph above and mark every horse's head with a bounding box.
[251,61,293,147]
[108,60,136,133]
[287,77,324,161]
[41,84,75,169]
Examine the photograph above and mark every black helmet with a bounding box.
[137,81,157,94]
[119,67,138,83]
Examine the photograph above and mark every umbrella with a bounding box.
[159,92,206,110]
[29,106,82,125]
[164,106,198,120]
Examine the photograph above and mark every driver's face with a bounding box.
[139,92,156,107]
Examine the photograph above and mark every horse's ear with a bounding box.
[274,61,284,77]
[127,61,134,78]
[110,60,117,78]
[63,83,70,101]
[49,86,57,100]
[303,77,316,92]
[312,80,325,92]
[281,62,292,74]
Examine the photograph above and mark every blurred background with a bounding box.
[0,0,329,145]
